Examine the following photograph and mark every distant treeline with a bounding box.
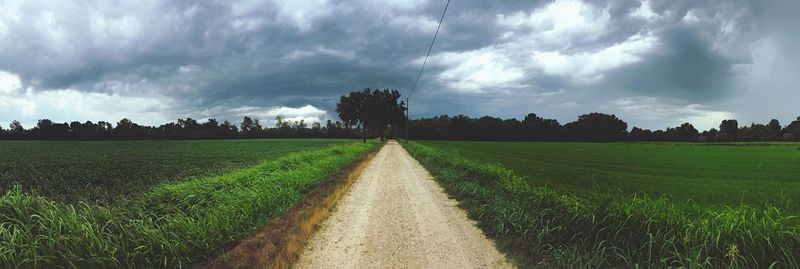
[0,116,362,140]
[3,112,800,142]
[408,113,800,142]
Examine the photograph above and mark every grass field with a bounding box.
[416,141,800,212]
[0,139,379,268]
[404,141,800,268]
[0,139,354,203]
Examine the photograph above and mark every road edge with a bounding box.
[202,142,383,269]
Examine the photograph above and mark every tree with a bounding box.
[220,120,238,138]
[202,118,221,139]
[9,120,23,132]
[718,119,739,142]
[294,119,307,129]
[114,118,144,139]
[294,120,308,137]
[630,127,652,141]
[33,119,70,139]
[36,119,54,136]
[737,125,755,142]
[336,88,406,142]
[673,123,699,142]
[275,115,290,129]
[784,116,800,141]
[240,116,262,138]
[311,122,322,137]
[522,113,561,140]
[564,113,628,142]
[474,116,505,140]
[768,119,782,140]
[699,128,718,142]
[746,123,771,142]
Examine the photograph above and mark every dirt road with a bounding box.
[294,141,513,269]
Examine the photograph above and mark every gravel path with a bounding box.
[294,141,514,269]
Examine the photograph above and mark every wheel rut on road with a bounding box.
[294,141,514,269]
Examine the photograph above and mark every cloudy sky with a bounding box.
[0,0,797,130]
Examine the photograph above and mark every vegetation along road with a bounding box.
[296,141,513,268]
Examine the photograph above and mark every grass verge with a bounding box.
[204,143,380,269]
[402,141,800,268]
[0,140,379,268]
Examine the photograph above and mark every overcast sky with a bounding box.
[0,0,797,130]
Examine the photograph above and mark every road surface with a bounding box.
[294,141,513,269]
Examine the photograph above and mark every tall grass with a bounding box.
[0,141,378,268]
[402,141,800,268]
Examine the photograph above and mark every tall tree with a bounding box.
[522,113,561,140]
[240,116,262,138]
[718,119,739,141]
[564,113,628,142]
[9,120,23,132]
[767,119,782,140]
[784,116,800,141]
[336,88,406,142]
[674,122,699,142]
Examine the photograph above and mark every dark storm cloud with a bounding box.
[601,26,739,101]
[0,0,796,129]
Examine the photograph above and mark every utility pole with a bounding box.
[405,97,409,141]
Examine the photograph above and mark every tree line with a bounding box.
[409,113,800,142]
[1,84,797,142]
[0,116,362,140]
[0,87,409,141]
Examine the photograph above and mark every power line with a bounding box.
[406,0,450,141]
[407,0,450,98]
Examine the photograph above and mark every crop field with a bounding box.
[417,141,800,212]
[404,141,800,268]
[0,139,354,203]
[0,139,379,268]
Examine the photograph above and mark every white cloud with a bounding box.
[286,46,355,60]
[0,71,22,93]
[89,13,143,46]
[388,14,438,33]
[631,0,659,21]
[433,48,526,93]
[556,101,578,109]
[364,0,426,11]
[0,88,172,127]
[426,0,660,94]
[497,0,610,47]
[225,104,328,127]
[429,18,658,92]
[681,9,701,24]
[531,33,659,83]
[612,97,734,130]
[271,0,333,31]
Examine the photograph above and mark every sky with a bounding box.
[0,0,797,130]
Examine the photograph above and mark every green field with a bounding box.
[0,139,379,268]
[404,141,800,268]
[0,139,353,203]
[417,141,800,212]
